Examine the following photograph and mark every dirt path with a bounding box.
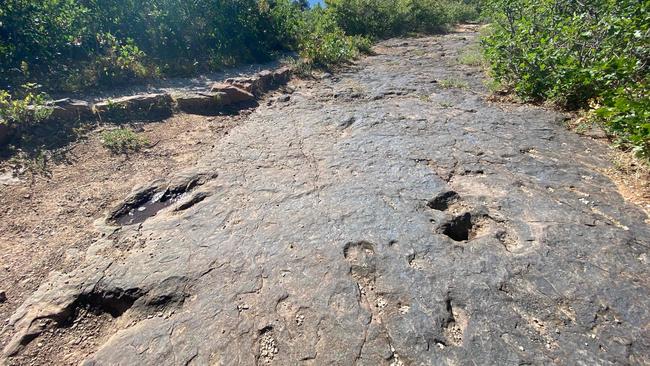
[2,26,649,365]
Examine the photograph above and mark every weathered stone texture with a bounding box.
[3,29,649,366]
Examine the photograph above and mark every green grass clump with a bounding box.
[439,78,469,89]
[100,128,149,154]
[481,0,649,158]
[458,48,484,66]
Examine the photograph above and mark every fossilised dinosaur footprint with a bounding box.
[428,190,516,244]
[428,190,460,211]
[343,241,377,279]
[438,212,474,242]
[440,296,468,348]
[428,190,476,242]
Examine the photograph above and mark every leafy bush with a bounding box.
[410,0,478,33]
[0,85,52,130]
[0,0,91,89]
[0,0,304,91]
[1,0,480,96]
[1,0,480,93]
[268,2,371,70]
[325,0,479,38]
[64,34,157,90]
[100,128,149,154]
[297,9,364,67]
[482,0,649,157]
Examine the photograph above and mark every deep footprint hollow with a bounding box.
[439,212,473,241]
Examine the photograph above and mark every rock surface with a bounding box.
[209,83,256,105]
[2,27,649,365]
[173,92,229,115]
[47,99,94,121]
[93,93,174,122]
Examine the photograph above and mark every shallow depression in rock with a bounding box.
[114,190,185,226]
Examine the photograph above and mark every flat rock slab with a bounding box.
[173,92,229,115]
[209,83,256,105]
[173,83,257,115]
[2,28,649,365]
[227,67,292,97]
[93,93,174,122]
[47,99,94,121]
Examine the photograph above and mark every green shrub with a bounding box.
[1,0,480,93]
[64,34,157,90]
[297,9,363,67]
[325,0,480,38]
[325,0,409,38]
[0,85,52,129]
[0,0,91,88]
[100,128,149,154]
[482,0,649,157]
[0,0,305,91]
[267,3,371,70]
[410,0,478,33]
